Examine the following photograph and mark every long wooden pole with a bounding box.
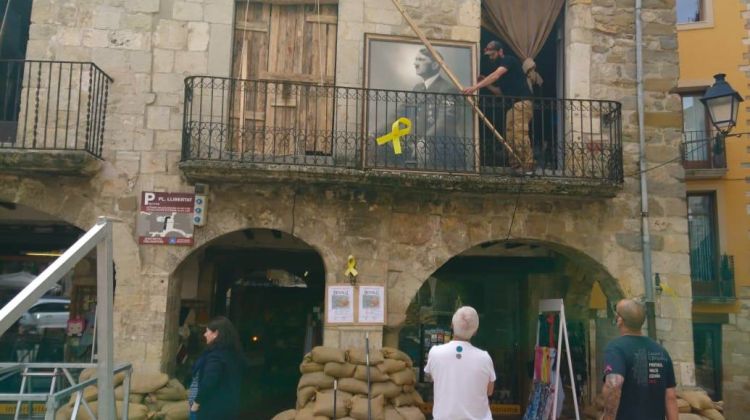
[389,0,523,165]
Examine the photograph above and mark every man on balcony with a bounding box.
[462,40,534,173]
[410,48,472,172]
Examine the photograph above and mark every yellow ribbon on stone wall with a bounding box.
[344,255,358,278]
[376,118,412,155]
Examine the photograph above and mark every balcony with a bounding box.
[180,76,623,196]
[0,60,113,177]
[691,254,735,302]
[681,130,727,179]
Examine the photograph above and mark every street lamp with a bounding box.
[700,73,743,135]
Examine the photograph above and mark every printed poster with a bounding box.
[326,285,354,324]
[137,192,195,245]
[358,285,385,324]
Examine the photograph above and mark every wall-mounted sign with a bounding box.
[357,285,386,325]
[325,285,355,324]
[137,192,195,246]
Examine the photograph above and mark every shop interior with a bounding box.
[177,228,325,419]
[396,241,608,419]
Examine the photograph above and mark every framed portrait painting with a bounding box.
[364,34,477,173]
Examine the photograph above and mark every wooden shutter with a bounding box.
[232,1,337,157]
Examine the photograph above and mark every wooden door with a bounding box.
[232,1,337,157]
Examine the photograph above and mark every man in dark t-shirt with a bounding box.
[462,40,534,172]
[600,299,678,420]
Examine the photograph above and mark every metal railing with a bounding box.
[681,130,726,170]
[0,60,113,158]
[0,362,132,420]
[182,76,623,182]
[691,254,735,300]
[0,217,117,419]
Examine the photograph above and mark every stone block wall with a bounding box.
[0,0,696,388]
[723,288,750,415]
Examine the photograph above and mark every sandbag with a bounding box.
[349,394,385,420]
[55,406,72,420]
[324,362,357,378]
[113,386,143,403]
[389,369,415,386]
[312,346,346,364]
[60,401,149,420]
[370,381,402,399]
[159,400,189,420]
[377,359,407,374]
[354,366,390,382]
[297,386,317,409]
[699,408,725,420]
[391,391,423,407]
[295,404,329,420]
[678,390,714,411]
[152,378,188,401]
[678,414,704,420]
[129,372,169,394]
[301,359,325,374]
[78,369,125,387]
[298,372,335,390]
[677,398,691,413]
[313,390,352,419]
[338,378,369,395]
[347,348,384,365]
[402,384,414,393]
[67,385,99,406]
[273,409,298,420]
[381,348,413,367]
[385,405,405,420]
[394,405,425,420]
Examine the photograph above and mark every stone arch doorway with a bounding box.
[173,227,325,418]
[393,238,623,416]
[0,201,97,364]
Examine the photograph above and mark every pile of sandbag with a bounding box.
[272,346,426,420]
[583,389,724,420]
[54,369,189,420]
[676,389,724,420]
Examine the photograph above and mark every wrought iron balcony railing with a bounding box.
[182,76,622,183]
[0,60,113,158]
[681,130,727,171]
[691,253,735,300]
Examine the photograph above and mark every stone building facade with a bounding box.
[0,0,695,410]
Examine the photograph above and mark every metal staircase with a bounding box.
[0,217,131,419]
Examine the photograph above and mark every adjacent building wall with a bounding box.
[677,0,750,413]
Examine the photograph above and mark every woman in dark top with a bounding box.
[189,316,244,420]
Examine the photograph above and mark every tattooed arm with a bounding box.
[599,373,624,420]
[665,387,678,420]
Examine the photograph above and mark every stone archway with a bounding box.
[386,238,625,410]
[167,226,327,418]
[386,237,625,336]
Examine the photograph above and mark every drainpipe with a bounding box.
[635,0,657,339]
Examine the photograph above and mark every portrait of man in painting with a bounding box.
[365,35,476,172]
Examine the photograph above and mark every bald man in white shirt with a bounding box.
[424,306,496,420]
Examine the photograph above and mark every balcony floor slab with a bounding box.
[180,160,622,197]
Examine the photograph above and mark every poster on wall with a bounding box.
[357,285,386,325]
[137,192,195,246]
[326,285,355,324]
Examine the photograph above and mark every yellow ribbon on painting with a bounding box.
[376,117,412,155]
[344,255,358,277]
